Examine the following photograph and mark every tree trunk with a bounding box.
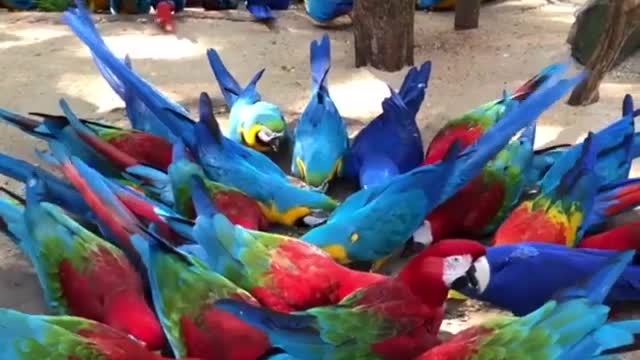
[353,0,414,71]
[454,0,481,30]
[568,0,635,106]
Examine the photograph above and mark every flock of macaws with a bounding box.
[1,1,640,359]
[1,0,469,34]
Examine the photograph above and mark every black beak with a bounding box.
[450,264,479,292]
[269,137,281,152]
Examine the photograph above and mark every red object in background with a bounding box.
[155,1,176,33]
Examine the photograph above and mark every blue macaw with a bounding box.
[301,69,586,266]
[206,48,287,153]
[291,33,348,191]
[245,0,290,20]
[304,0,352,22]
[417,250,640,359]
[457,242,640,316]
[345,61,431,189]
[526,94,640,192]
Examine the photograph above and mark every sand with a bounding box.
[0,0,639,356]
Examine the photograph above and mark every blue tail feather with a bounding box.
[190,175,219,217]
[310,34,331,90]
[247,0,275,20]
[553,250,635,304]
[215,298,316,333]
[206,48,243,106]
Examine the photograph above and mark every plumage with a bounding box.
[525,94,640,191]
[214,240,488,360]
[291,33,349,190]
[0,309,184,360]
[167,139,268,230]
[416,250,640,360]
[457,242,640,316]
[302,69,585,265]
[423,63,570,166]
[189,176,385,311]
[246,0,290,20]
[140,229,271,360]
[0,177,165,351]
[63,8,335,227]
[494,121,640,248]
[345,61,430,189]
[207,48,287,153]
[304,0,352,22]
[428,122,537,240]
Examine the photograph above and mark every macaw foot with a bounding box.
[370,254,394,273]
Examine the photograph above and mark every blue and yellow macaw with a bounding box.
[207,48,287,153]
[301,70,586,265]
[246,0,290,20]
[304,0,352,23]
[291,33,348,191]
[345,61,431,189]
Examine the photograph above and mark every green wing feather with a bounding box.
[23,202,126,315]
[146,244,257,357]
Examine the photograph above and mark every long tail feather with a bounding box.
[310,33,331,90]
[206,48,243,106]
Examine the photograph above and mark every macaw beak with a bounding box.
[301,209,330,227]
[256,127,284,152]
[451,256,490,294]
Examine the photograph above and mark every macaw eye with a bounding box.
[350,232,359,243]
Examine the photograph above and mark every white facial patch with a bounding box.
[442,254,473,287]
[413,221,433,246]
[473,256,490,293]
[257,127,282,143]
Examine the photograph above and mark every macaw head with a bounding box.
[238,101,287,153]
[155,1,176,33]
[291,138,346,191]
[266,185,339,227]
[300,219,360,264]
[398,239,489,307]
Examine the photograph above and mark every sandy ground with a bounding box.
[1,0,639,356]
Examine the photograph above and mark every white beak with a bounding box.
[472,256,490,294]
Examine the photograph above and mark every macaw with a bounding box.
[206,48,287,153]
[291,33,349,190]
[0,178,165,351]
[64,6,329,224]
[494,130,640,249]
[525,94,640,191]
[168,140,269,230]
[428,122,537,240]
[0,309,200,360]
[138,229,271,360]
[456,242,640,316]
[423,62,570,165]
[188,175,385,311]
[154,0,185,33]
[304,0,352,22]
[301,70,585,266]
[245,0,290,21]
[190,94,339,226]
[345,61,431,189]
[578,216,640,251]
[214,240,489,360]
[415,250,640,359]
[43,137,272,359]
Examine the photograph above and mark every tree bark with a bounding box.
[454,0,481,30]
[353,0,415,71]
[568,0,635,106]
